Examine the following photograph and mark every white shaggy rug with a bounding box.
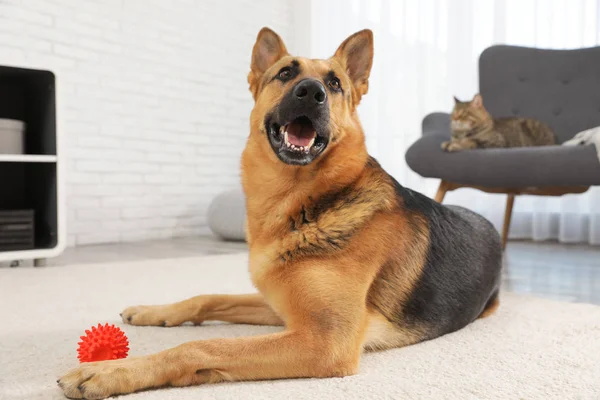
[1,253,599,400]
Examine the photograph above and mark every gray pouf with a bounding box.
[207,188,246,241]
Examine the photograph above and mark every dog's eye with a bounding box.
[328,78,341,91]
[278,67,292,80]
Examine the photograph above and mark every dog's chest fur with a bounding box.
[258,172,394,262]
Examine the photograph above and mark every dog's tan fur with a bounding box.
[57,28,499,399]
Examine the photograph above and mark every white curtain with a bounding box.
[308,0,600,245]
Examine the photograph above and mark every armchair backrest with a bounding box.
[479,45,600,143]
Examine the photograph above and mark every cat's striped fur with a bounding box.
[442,94,556,152]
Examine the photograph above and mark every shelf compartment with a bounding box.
[0,163,57,250]
[0,66,56,156]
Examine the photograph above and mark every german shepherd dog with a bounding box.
[58,28,502,399]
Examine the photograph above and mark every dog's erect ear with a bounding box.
[453,96,460,103]
[333,29,374,102]
[251,27,288,75]
[248,27,288,99]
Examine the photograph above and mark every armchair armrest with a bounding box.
[422,112,451,137]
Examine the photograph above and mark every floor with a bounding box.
[3,236,600,305]
[502,241,600,304]
[4,252,599,399]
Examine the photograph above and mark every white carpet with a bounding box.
[1,253,599,400]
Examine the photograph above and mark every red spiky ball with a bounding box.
[77,323,129,363]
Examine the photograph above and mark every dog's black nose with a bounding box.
[293,79,327,106]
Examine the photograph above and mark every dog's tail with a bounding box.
[478,290,500,319]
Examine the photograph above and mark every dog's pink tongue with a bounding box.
[286,121,316,147]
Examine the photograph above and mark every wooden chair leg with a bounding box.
[434,181,448,203]
[502,194,515,250]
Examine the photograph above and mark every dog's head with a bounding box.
[247,28,373,166]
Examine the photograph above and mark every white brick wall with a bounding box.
[0,0,296,246]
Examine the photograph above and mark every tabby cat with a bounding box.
[442,94,556,152]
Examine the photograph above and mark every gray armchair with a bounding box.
[406,45,600,249]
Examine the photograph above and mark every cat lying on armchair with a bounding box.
[442,94,556,152]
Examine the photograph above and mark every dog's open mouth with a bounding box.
[267,116,328,165]
[282,117,317,153]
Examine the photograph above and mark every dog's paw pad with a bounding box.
[120,305,181,327]
[58,361,140,399]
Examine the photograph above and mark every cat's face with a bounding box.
[451,94,489,134]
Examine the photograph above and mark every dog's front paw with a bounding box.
[441,141,452,151]
[57,359,145,399]
[121,304,187,327]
